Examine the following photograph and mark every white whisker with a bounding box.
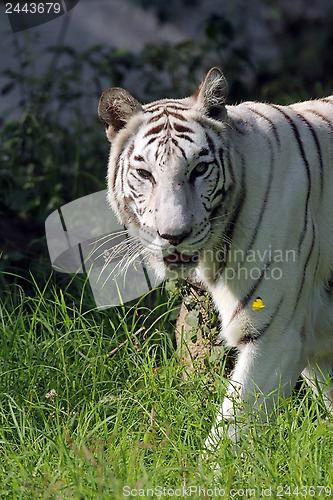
[97,236,147,290]
[91,230,128,245]
[87,230,129,260]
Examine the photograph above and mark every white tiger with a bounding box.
[98,67,333,456]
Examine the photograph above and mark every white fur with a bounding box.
[100,69,333,463]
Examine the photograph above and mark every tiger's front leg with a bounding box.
[204,327,309,455]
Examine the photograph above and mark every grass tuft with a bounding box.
[0,278,332,498]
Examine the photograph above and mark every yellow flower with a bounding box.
[252,297,265,311]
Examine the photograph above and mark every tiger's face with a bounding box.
[116,119,223,279]
[98,68,229,279]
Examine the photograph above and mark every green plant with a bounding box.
[0,279,332,497]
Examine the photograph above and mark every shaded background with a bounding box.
[1,0,333,290]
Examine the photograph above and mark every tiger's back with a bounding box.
[226,97,333,265]
[212,98,333,347]
[98,68,333,456]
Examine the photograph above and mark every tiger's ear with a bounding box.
[194,67,228,121]
[98,88,142,142]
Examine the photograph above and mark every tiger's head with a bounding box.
[98,68,231,280]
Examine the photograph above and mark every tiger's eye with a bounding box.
[190,163,210,182]
[136,169,155,182]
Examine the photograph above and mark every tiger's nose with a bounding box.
[157,229,191,246]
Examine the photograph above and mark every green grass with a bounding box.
[0,276,333,499]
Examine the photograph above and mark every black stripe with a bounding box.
[201,198,211,211]
[211,187,225,200]
[302,108,333,196]
[217,155,246,276]
[244,104,281,147]
[194,228,211,246]
[207,168,221,200]
[127,181,140,197]
[112,155,125,214]
[245,139,274,254]
[167,111,187,121]
[218,147,226,188]
[293,219,316,312]
[147,113,164,123]
[320,98,333,105]
[225,146,235,185]
[303,108,333,128]
[294,111,324,198]
[238,297,283,345]
[270,105,311,253]
[111,152,121,194]
[205,132,216,156]
[283,226,317,336]
[144,102,189,112]
[146,136,158,146]
[171,137,187,159]
[198,147,209,157]
[231,118,250,135]
[173,123,194,134]
[144,124,165,137]
[229,261,271,324]
[176,134,194,143]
